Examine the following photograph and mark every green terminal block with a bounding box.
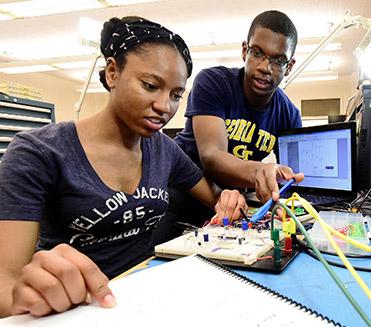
[271,229,282,266]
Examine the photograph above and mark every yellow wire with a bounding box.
[286,193,371,299]
[327,225,371,252]
[281,199,295,224]
[284,196,371,252]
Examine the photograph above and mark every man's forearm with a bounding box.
[200,148,260,188]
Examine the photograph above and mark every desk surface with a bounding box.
[149,252,370,327]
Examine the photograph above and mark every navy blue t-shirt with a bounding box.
[0,122,203,278]
[175,66,302,167]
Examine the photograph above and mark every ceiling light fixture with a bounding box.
[77,86,106,93]
[52,60,103,70]
[0,9,15,21]
[191,49,240,60]
[283,11,371,89]
[106,0,162,5]
[79,17,101,49]
[295,42,342,53]
[0,54,103,73]
[0,64,57,74]
[0,0,164,19]
[0,0,104,19]
[290,71,338,83]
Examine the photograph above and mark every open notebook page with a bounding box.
[0,254,335,327]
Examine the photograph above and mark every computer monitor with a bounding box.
[276,122,357,205]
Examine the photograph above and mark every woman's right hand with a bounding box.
[11,243,116,317]
[213,189,248,224]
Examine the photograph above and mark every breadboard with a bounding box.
[155,226,283,266]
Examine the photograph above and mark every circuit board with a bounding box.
[155,225,284,267]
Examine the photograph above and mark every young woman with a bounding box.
[0,17,247,317]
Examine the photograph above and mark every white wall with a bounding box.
[285,73,359,115]
[0,71,359,127]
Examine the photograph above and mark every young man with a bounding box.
[153,10,304,243]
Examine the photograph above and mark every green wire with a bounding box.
[271,202,371,326]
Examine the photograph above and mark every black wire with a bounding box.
[360,207,371,216]
[313,198,356,212]
[313,204,349,212]
[312,247,371,258]
[350,191,367,207]
[313,189,371,215]
[298,238,371,258]
[303,248,371,272]
[356,188,371,213]
[174,221,199,231]
[297,239,371,272]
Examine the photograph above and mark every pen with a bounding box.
[250,178,296,223]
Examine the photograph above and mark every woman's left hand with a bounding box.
[213,189,248,224]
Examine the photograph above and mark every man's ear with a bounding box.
[105,57,118,89]
[284,57,296,76]
[242,40,248,62]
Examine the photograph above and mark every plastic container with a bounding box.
[307,211,369,255]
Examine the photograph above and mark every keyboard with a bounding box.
[300,193,349,206]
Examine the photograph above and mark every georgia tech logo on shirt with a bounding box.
[225,119,276,160]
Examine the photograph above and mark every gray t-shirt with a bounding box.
[0,121,203,278]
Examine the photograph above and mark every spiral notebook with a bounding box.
[0,255,339,327]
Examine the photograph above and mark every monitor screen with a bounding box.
[278,126,353,191]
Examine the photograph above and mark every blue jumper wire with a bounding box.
[250,178,296,223]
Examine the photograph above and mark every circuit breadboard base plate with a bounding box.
[155,226,299,273]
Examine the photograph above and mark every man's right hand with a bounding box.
[11,243,116,317]
[255,162,304,203]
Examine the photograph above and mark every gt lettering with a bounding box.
[233,145,253,160]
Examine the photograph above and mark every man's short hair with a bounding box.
[247,10,298,56]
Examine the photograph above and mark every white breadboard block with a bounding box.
[155,226,283,266]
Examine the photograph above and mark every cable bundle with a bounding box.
[271,194,371,326]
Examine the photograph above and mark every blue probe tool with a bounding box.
[250,178,296,223]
